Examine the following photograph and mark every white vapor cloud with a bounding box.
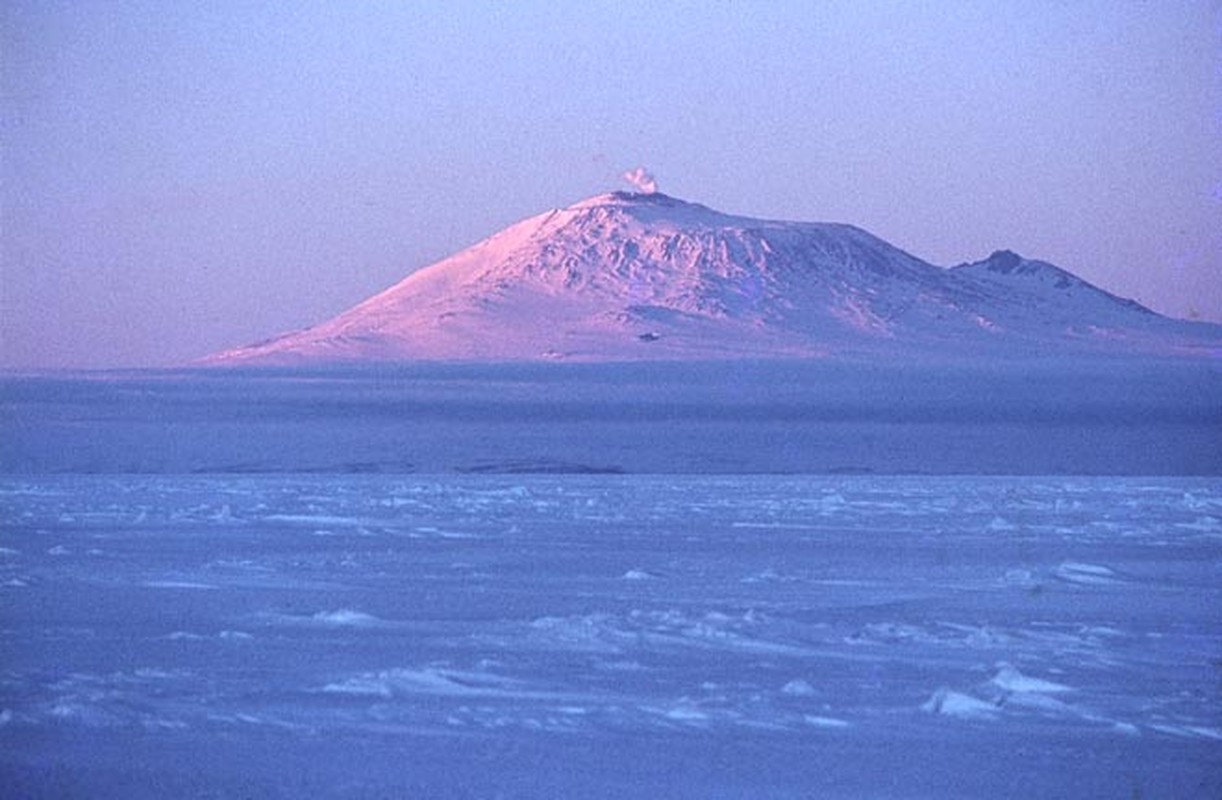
[622,166,658,195]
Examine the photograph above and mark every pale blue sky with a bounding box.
[3,0,1219,367]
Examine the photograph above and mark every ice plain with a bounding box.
[3,360,1220,475]
[1,361,1220,797]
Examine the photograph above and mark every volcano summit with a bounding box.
[206,192,1220,364]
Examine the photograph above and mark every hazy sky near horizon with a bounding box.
[3,1,1220,368]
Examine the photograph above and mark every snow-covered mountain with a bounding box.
[205,192,1220,363]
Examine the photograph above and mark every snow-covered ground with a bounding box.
[2,363,1218,795]
[1,474,1219,798]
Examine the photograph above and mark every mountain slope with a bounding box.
[205,192,1220,364]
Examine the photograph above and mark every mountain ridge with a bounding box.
[204,192,1220,364]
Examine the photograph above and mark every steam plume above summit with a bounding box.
[622,167,658,195]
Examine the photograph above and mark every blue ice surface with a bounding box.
[0,361,1220,797]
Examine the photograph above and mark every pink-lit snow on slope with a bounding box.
[205,193,1221,364]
